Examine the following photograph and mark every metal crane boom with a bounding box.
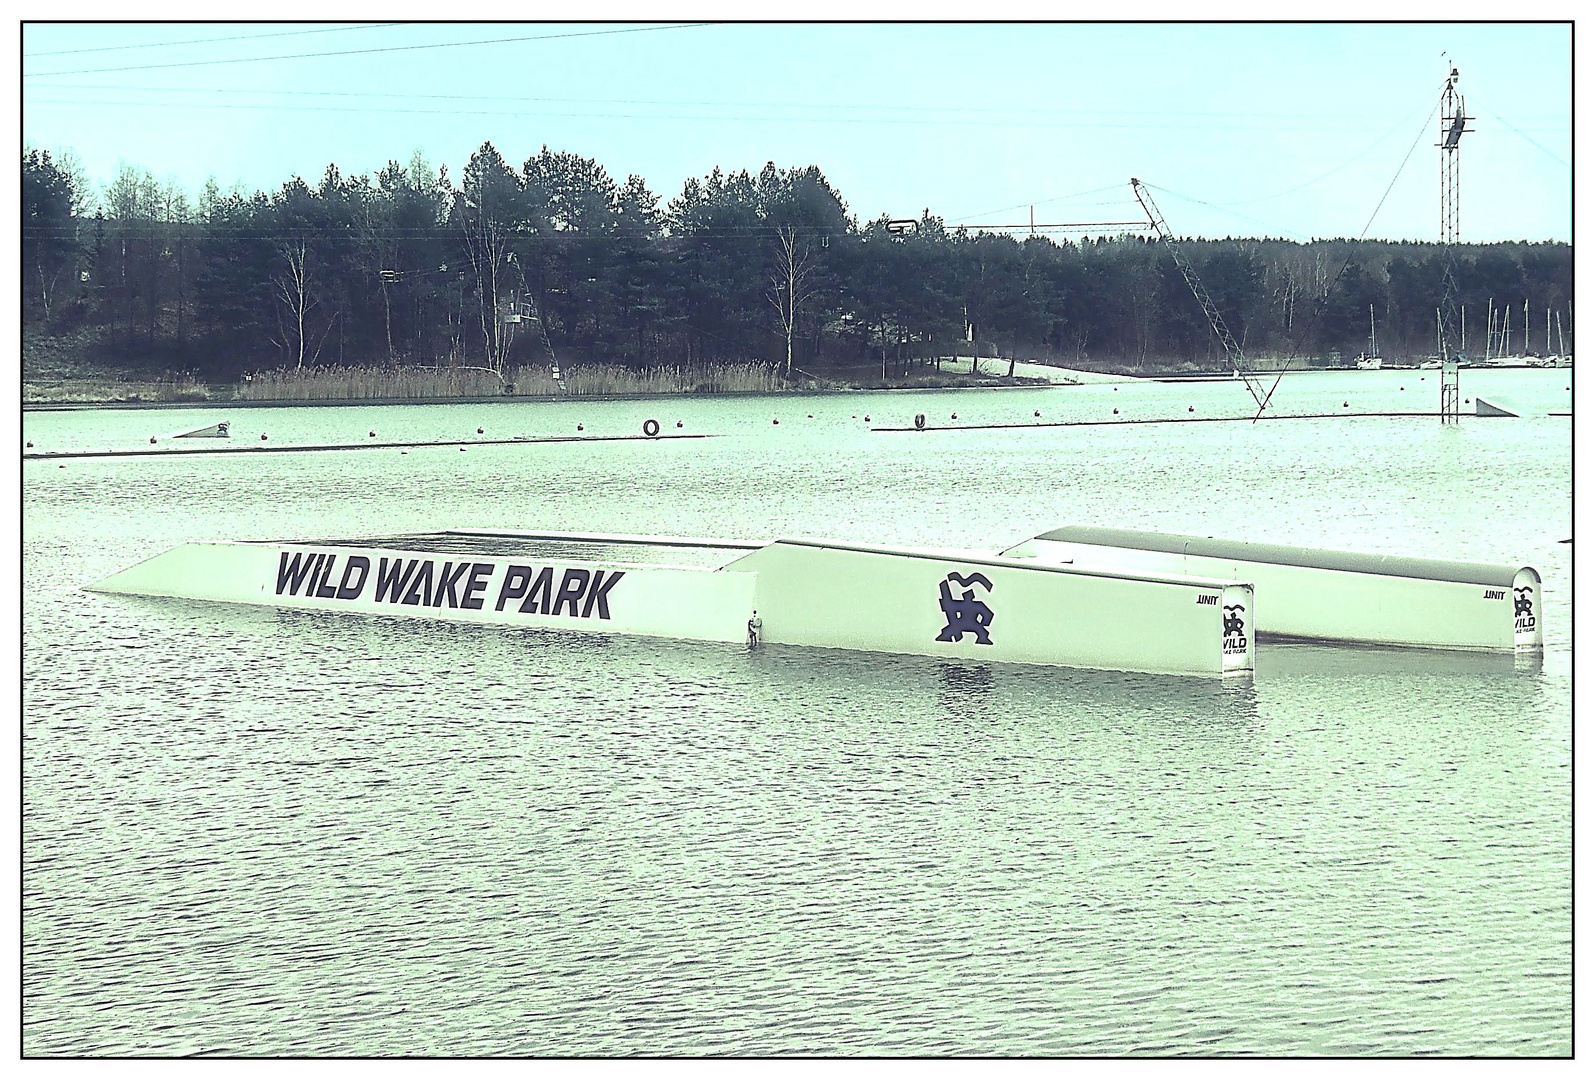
[1130,178,1268,411]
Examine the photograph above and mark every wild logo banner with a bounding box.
[936,571,995,645]
[1222,603,1248,655]
[1514,586,1536,632]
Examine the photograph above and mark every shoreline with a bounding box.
[25,360,1551,412]
[21,384,1065,412]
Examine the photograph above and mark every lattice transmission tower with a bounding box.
[1438,63,1472,424]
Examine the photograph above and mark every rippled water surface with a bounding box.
[23,370,1571,1056]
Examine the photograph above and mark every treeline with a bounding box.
[22,143,1573,380]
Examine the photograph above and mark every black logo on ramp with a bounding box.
[936,571,995,645]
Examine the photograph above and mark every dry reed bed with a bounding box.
[232,362,785,401]
[24,376,211,404]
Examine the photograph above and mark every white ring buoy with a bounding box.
[642,419,661,437]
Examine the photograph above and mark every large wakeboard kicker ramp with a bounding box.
[91,525,1541,679]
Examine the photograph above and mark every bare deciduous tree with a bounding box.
[767,224,816,377]
[272,240,318,370]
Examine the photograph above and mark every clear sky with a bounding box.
[20,15,1574,244]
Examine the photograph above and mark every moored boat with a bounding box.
[1354,304,1383,369]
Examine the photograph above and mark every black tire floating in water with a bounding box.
[913,413,926,430]
[642,418,661,437]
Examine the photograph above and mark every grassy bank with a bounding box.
[22,330,1066,406]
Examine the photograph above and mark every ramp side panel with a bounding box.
[731,540,1249,677]
[89,542,755,644]
[1512,567,1544,649]
[1015,538,1529,651]
[1025,526,1521,587]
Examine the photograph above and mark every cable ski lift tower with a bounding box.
[1130,179,1269,412]
[1437,63,1472,424]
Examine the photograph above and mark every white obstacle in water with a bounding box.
[171,421,231,438]
[999,526,1542,652]
[88,529,1256,678]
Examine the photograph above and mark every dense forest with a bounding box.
[22,143,1573,381]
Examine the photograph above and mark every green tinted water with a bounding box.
[23,369,1571,1055]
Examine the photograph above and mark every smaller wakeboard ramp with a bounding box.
[1001,526,1542,652]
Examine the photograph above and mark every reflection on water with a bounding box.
[1259,639,1542,678]
[23,372,1570,1056]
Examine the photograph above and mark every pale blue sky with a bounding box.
[21,20,1573,242]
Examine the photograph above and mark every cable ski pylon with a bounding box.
[1130,179,1270,413]
[1436,62,1471,424]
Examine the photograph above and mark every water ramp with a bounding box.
[1000,526,1541,652]
[172,421,231,438]
[89,528,1255,678]
[1473,397,1520,417]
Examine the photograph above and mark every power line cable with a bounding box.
[1473,100,1569,168]
[1253,92,1442,416]
[24,23,400,58]
[1217,101,1428,207]
[1143,184,1314,242]
[24,78,1447,125]
[949,184,1126,224]
[24,23,711,78]
[27,94,1412,136]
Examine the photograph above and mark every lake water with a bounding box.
[22,369,1572,1056]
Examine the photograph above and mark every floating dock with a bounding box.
[24,432,710,461]
[88,529,1256,678]
[999,526,1542,652]
[872,411,1446,432]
